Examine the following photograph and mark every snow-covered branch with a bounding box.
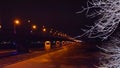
[77,0,120,40]
[77,0,120,68]
[97,34,120,68]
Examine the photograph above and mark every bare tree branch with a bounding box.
[76,0,120,68]
[77,0,120,40]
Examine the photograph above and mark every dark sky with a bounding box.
[0,0,91,37]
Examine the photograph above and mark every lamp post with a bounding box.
[13,19,30,53]
[14,19,20,34]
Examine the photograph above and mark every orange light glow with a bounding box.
[43,28,46,32]
[32,25,37,29]
[14,20,20,25]
[0,25,2,29]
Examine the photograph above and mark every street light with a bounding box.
[14,20,20,25]
[42,28,46,32]
[27,20,31,23]
[42,25,46,32]
[0,25,2,29]
[50,29,53,34]
[14,19,20,34]
[32,25,37,30]
[30,25,37,33]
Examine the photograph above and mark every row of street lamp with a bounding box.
[0,19,72,39]
[0,19,46,33]
[13,19,47,34]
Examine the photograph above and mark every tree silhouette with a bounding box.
[77,0,120,67]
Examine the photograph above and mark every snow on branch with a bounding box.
[77,0,120,40]
[76,0,120,67]
[97,35,120,68]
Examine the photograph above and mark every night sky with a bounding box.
[0,0,92,37]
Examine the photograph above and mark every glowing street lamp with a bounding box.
[14,20,20,25]
[27,20,31,23]
[42,28,46,32]
[32,25,37,30]
[30,25,37,33]
[0,25,2,29]
[50,29,53,34]
[50,30,52,33]
[14,19,20,34]
[42,25,46,32]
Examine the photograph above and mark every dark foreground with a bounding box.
[0,42,100,68]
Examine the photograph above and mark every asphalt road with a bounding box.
[0,42,100,68]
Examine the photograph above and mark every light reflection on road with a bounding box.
[3,43,100,68]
